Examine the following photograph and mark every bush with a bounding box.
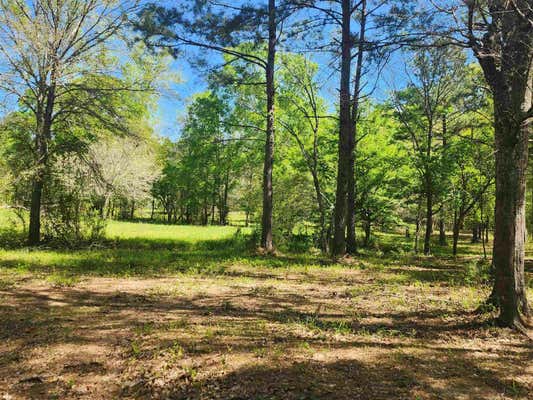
[463,258,491,285]
[286,233,314,253]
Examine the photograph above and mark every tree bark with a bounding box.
[261,0,276,252]
[465,0,532,328]
[490,112,530,324]
[28,77,56,245]
[331,0,353,258]
[346,0,366,255]
[438,218,446,245]
[423,190,433,255]
[452,209,459,256]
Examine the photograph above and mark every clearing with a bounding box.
[0,221,531,399]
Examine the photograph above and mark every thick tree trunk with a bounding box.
[261,0,276,252]
[466,0,532,329]
[331,0,352,258]
[490,113,530,325]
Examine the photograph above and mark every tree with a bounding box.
[278,54,335,251]
[430,0,532,328]
[136,0,303,251]
[0,0,140,244]
[392,47,467,255]
[467,0,532,329]
[88,137,161,219]
[151,91,245,225]
[295,0,415,257]
[355,105,409,247]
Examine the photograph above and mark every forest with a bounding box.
[0,1,532,399]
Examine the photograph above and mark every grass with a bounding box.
[0,209,532,399]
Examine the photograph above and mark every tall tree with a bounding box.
[392,47,467,255]
[0,0,139,244]
[466,1,532,327]
[136,0,301,252]
[430,0,533,328]
[278,54,335,252]
[296,0,414,257]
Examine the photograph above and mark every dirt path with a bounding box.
[0,265,531,399]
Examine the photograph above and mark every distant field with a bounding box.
[106,219,250,243]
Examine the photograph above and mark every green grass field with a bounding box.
[0,209,532,399]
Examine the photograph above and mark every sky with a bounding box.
[149,0,417,141]
[154,47,408,141]
[0,0,441,141]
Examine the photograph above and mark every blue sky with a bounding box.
[0,0,420,141]
[149,0,415,140]
[154,48,407,141]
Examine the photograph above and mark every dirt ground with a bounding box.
[0,262,531,400]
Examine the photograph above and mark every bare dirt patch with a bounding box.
[0,264,531,400]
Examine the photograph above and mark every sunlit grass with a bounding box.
[0,207,531,298]
[105,220,248,243]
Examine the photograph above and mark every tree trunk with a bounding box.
[439,218,446,246]
[260,0,276,252]
[28,79,55,245]
[423,190,433,255]
[490,112,530,325]
[466,0,532,328]
[346,0,366,255]
[452,209,464,257]
[364,220,371,247]
[331,0,352,258]
[472,224,479,243]
[414,200,421,254]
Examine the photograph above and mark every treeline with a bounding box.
[148,49,496,258]
[0,1,531,328]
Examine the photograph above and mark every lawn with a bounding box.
[0,218,532,399]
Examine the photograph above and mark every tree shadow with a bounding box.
[1,279,531,399]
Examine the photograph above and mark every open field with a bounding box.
[0,219,532,400]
